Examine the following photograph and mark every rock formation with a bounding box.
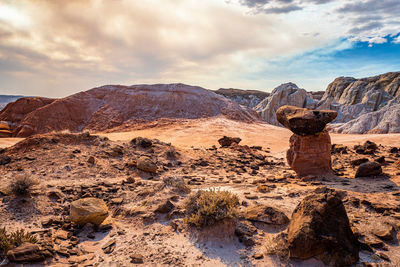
[0,95,24,110]
[330,96,400,134]
[70,197,109,226]
[0,121,12,137]
[317,71,400,127]
[287,190,359,266]
[214,88,269,108]
[0,83,260,137]
[276,105,337,177]
[255,83,319,125]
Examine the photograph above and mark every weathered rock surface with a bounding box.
[0,95,24,110]
[255,83,318,125]
[7,243,45,263]
[0,84,260,137]
[137,156,157,173]
[287,130,333,177]
[355,161,383,178]
[276,105,337,136]
[70,197,109,226]
[214,88,269,108]
[318,71,400,133]
[331,100,400,134]
[245,205,289,225]
[0,121,11,137]
[218,136,242,147]
[287,191,359,266]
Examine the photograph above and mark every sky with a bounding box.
[0,0,399,97]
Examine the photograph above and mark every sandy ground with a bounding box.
[2,118,400,154]
[1,118,400,266]
[100,118,400,157]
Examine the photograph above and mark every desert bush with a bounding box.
[8,175,38,197]
[0,227,37,255]
[183,189,239,228]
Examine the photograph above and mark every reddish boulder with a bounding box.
[287,191,359,266]
[218,136,242,147]
[287,130,333,177]
[355,161,382,178]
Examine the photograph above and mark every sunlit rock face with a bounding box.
[317,71,400,133]
[255,83,318,126]
[276,105,337,177]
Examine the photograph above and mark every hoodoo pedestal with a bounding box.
[276,105,337,177]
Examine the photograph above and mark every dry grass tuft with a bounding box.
[8,175,38,197]
[0,227,37,255]
[183,189,239,228]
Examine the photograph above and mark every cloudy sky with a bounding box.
[0,0,399,97]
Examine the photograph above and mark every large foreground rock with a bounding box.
[276,105,337,136]
[0,84,260,137]
[287,191,359,266]
[70,198,109,226]
[255,83,318,125]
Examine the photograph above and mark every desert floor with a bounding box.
[1,118,400,266]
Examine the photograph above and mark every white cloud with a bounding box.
[0,0,398,97]
[393,36,400,44]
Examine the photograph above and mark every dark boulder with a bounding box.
[287,191,359,266]
[276,105,337,136]
[218,136,241,147]
[355,161,382,178]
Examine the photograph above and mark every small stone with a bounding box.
[70,197,109,226]
[253,253,264,259]
[350,158,369,166]
[111,198,123,205]
[125,177,135,183]
[7,243,45,263]
[102,239,116,254]
[0,155,11,165]
[137,156,157,173]
[218,136,241,147]
[373,224,394,241]
[155,200,175,213]
[130,253,144,264]
[87,156,96,165]
[245,205,289,225]
[47,190,65,200]
[54,229,71,240]
[355,161,382,178]
[131,137,152,148]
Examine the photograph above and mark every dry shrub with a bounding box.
[8,175,38,197]
[0,228,37,255]
[183,189,239,228]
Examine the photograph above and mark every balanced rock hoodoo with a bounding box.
[276,105,337,177]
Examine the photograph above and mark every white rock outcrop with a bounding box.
[255,83,317,126]
[317,72,400,123]
[330,96,400,134]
